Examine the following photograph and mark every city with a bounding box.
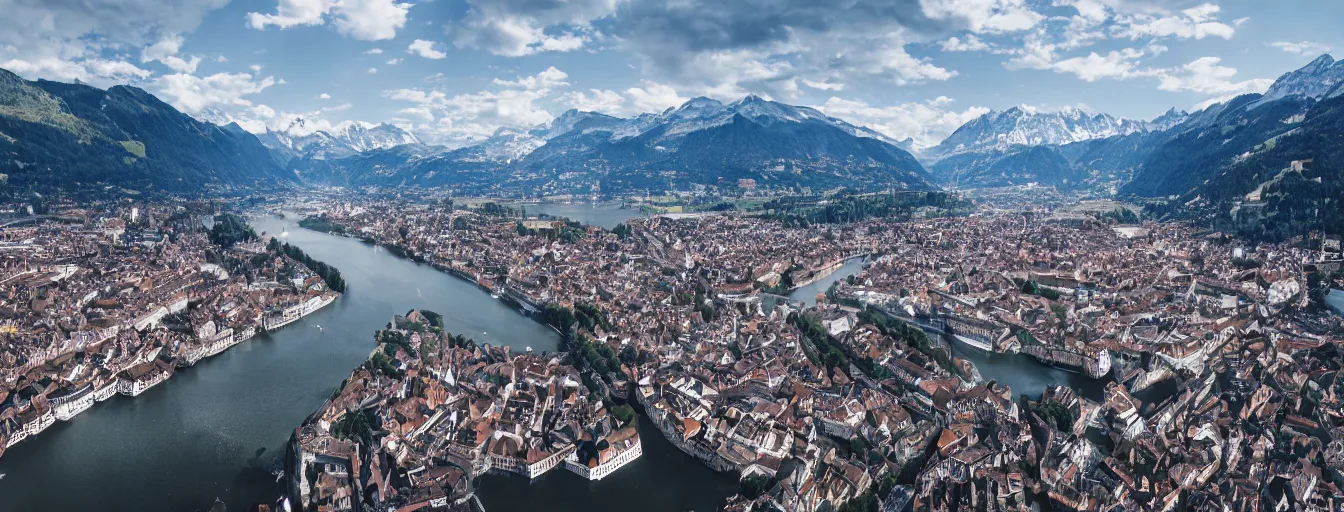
[3,1,1344,511]
[261,194,1342,511]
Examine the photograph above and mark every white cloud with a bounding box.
[1112,3,1237,41]
[397,106,436,123]
[319,93,332,99]
[230,101,356,135]
[491,66,570,90]
[365,48,384,54]
[384,88,447,104]
[449,0,614,57]
[0,0,228,88]
[1156,56,1272,96]
[386,58,403,65]
[1004,31,1059,70]
[250,64,263,73]
[1268,41,1333,56]
[383,67,575,146]
[624,81,688,113]
[919,0,1044,34]
[153,71,278,115]
[367,67,378,74]
[0,0,229,52]
[245,0,331,30]
[652,35,955,101]
[453,16,593,57]
[407,40,447,60]
[876,45,958,85]
[2,57,152,87]
[141,34,202,73]
[247,0,410,41]
[333,0,411,40]
[1056,0,1109,23]
[801,79,845,91]
[815,96,991,150]
[563,89,625,113]
[1051,48,1152,82]
[940,35,993,52]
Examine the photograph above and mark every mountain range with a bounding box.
[921,106,1189,189]
[916,53,1344,240]
[3,53,1344,238]
[283,95,935,194]
[0,68,289,194]
[256,120,420,165]
[0,72,938,196]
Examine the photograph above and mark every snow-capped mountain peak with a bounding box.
[256,120,420,162]
[927,107,1148,160]
[1255,53,1344,105]
[1145,107,1189,132]
[332,122,420,152]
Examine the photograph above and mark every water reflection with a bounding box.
[475,415,738,512]
[1328,289,1344,315]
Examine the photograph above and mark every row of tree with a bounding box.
[267,238,347,293]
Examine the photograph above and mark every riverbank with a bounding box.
[240,216,746,512]
[0,277,339,465]
[787,255,869,307]
[285,308,738,512]
[296,217,754,493]
[0,215,565,512]
[788,254,868,291]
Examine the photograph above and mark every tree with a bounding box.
[611,404,636,425]
[208,213,257,248]
[740,475,771,500]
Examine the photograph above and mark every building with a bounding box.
[564,427,643,481]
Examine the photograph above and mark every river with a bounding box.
[949,344,1109,401]
[787,257,866,308]
[475,414,738,512]
[1329,289,1344,315]
[785,257,1108,399]
[0,214,733,512]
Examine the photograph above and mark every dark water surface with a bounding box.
[951,343,1109,401]
[475,414,738,512]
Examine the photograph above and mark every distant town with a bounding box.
[0,191,1342,511]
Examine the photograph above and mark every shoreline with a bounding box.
[1,290,339,458]
[277,222,752,492]
[785,253,870,293]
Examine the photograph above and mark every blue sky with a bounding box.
[0,0,1339,148]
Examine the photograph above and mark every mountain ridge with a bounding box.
[0,68,290,194]
[291,95,936,193]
